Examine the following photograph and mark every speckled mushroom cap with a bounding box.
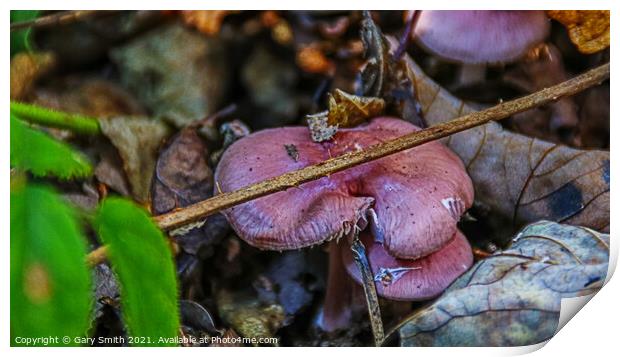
[413,10,550,64]
[341,230,473,301]
[215,117,473,259]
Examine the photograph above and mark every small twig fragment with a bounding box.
[10,10,119,31]
[351,235,385,346]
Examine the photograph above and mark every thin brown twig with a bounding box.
[393,10,420,60]
[86,62,609,264]
[351,236,385,346]
[10,10,120,32]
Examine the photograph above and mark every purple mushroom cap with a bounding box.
[215,117,473,260]
[413,10,550,64]
[342,230,473,301]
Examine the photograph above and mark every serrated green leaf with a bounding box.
[11,183,93,346]
[10,114,92,180]
[95,198,180,346]
[11,10,40,57]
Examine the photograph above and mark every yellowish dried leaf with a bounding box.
[306,89,385,142]
[547,10,610,54]
[180,10,238,36]
[327,89,385,127]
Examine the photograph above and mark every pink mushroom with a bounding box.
[214,117,475,331]
[413,10,550,64]
[342,230,472,301]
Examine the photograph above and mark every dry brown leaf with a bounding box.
[399,48,609,236]
[10,52,55,100]
[547,10,610,54]
[306,90,385,142]
[33,78,146,118]
[151,128,229,255]
[94,150,131,198]
[180,10,238,36]
[327,89,385,127]
[399,221,609,346]
[99,116,171,203]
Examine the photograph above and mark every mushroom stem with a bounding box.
[317,241,356,332]
[350,233,385,346]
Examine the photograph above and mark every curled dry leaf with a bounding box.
[110,23,229,127]
[307,89,385,142]
[547,10,610,54]
[360,16,424,127]
[180,10,238,36]
[180,300,222,336]
[398,221,609,346]
[327,89,385,128]
[94,146,131,197]
[99,116,170,203]
[151,128,229,255]
[399,48,609,235]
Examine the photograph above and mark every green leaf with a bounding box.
[10,114,92,180]
[95,197,180,346]
[11,183,93,346]
[11,10,40,57]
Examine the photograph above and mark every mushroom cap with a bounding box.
[341,230,473,301]
[413,10,550,64]
[215,117,473,258]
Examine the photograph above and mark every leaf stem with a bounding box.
[11,101,101,135]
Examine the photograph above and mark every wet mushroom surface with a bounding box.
[215,116,474,259]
